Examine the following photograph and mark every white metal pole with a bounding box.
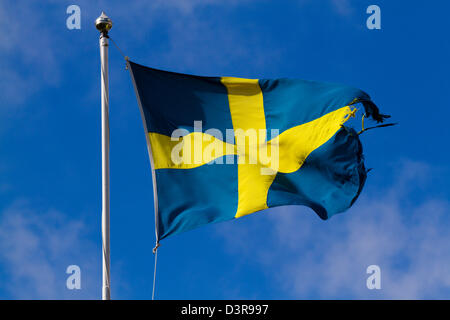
[95,12,112,301]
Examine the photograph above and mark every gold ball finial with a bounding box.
[95,12,112,34]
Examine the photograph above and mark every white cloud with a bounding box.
[0,0,281,110]
[0,200,99,299]
[215,160,450,299]
[98,0,283,74]
[0,2,61,107]
[329,0,354,16]
[0,0,365,110]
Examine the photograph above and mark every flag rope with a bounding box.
[152,248,159,300]
[110,37,129,62]
[152,241,160,300]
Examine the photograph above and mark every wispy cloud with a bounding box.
[100,0,283,74]
[329,0,355,16]
[0,0,281,109]
[0,200,99,299]
[215,160,450,299]
[0,1,61,107]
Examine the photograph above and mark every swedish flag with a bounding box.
[128,61,389,240]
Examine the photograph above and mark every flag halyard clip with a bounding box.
[152,242,160,254]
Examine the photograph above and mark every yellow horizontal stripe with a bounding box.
[148,132,235,169]
[267,106,353,173]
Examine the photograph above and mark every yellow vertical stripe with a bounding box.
[221,77,267,137]
[221,77,276,218]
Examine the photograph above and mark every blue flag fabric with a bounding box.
[128,60,388,240]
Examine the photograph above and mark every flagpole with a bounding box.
[96,12,112,301]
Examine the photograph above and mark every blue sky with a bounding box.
[0,0,449,299]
